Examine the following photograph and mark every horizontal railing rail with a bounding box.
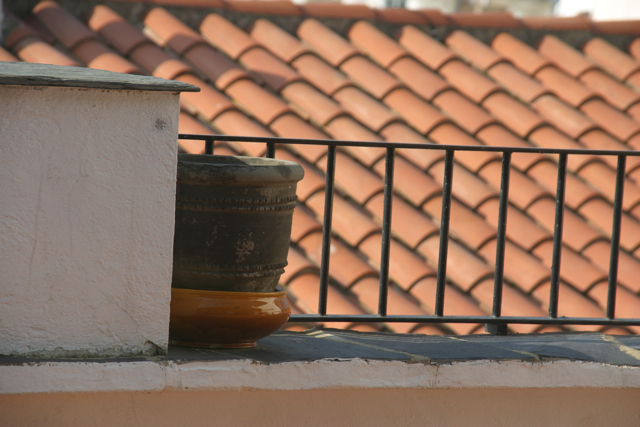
[178,133,640,335]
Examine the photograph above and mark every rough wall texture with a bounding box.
[0,85,179,356]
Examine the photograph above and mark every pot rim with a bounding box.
[171,287,287,298]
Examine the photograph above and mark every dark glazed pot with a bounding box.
[172,154,304,292]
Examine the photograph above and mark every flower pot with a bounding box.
[172,154,304,293]
[169,287,291,348]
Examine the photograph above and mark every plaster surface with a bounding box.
[0,84,180,356]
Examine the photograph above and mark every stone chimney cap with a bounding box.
[0,61,200,92]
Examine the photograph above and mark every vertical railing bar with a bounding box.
[318,146,337,316]
[205,137,214,155]
[492,152,511,318]
[266,142,276,159]
[606,155,626,319]
[378,147,395,316]
[549,153,568,318]
[435,150,454,317]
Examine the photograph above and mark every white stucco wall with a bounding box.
[0,85,179,356]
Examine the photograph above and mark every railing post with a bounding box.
[486,152,511,336]
[205,137,213,155]
[549,153,568,318]
[378,147,395,316]
[266,142,276,159]
[607,155,626,319]
[435,150,454,317]
[318,145,337,316]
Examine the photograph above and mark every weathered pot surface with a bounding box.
[169,287,291,348]
[172,154,304,292]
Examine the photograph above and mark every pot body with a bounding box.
[169,288,291,348]
[172,154,304,292]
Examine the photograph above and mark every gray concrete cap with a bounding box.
[0,62,200,92]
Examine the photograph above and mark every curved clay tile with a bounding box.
[340,56,402,100]
[627,102,640,121]
[300,3,375,20]
[588,283,640,334]
[583,38,640,81]
[142,7,204,55]
[383,156,443,207]
[240,47,300,92]
[279,247,317,285]
[383,88,448,135]
[397,26,456,71]
[375,8,429,25]
[579,70,640,111]
[297,19,358,67]
[531,95,596,139]
[578,161,640,212]
[12,37,79,67]
[487,63,550,103]
[290,205,323,243]
[430,161,497,210]
[271,115,329,161]
[445,30,505,71]
[475,125,544,170]
[477,240,549,292]
[200,14,257,59]
[482,92,546,138]
[532,242,607,292]
[527,126,595,171]
[177,74,235,121]
[318,151,384,205]
[478,161,549,210]
[388,57,450,101]
[535,67,597,107]
[379,123,446,170]
[183,45,249,90]
[531,282,606,332]
[538,35,597,78]
[130,43,193,80]
[249,19,308,64]
[0,46,18,61]
[348,21,408,68]
[492,32,550,75]
[440,59,501,104]
[580,99,640,141]
[333,86,399,132]
[578,198,640,252]
[579,130,640,173]
[365,194,439,249]
[225,79,291,125]
[275,150,325,202]
[177,112,213,154]
[282,82,345,127]
[226,0,301,16]
[291,53,352,95]
[72,39,141,74]
[32,0,96,50]
[449,11,520,28]
[526,160,599,210]
[477,200,551,250]
[582,241,640,293]
[432,90,496,135]
[86,6,148,55]
[429,123,499,172]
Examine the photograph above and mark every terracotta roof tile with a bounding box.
[292,53,352,95]
[378,123,446,170]
[449,11,520,28]
[477,240,549,292]
[630,38,640,61]
[627,101,640,121]
[592,20,640,35]
[87,5,148,55]
[21,13,56,44]
[183,44,249,90]
[492,32,551,75]
[32,1,96,50]
[527,126,595,170]
[380,156,441,206]
[531,96,596,139]
[280,247,317,285]
[3,17,38,50]
[239,47,300,92]
[365,194,439,248]
[583,37,640,81]
[300,3,375,20]
[475,125,544,171]
[306,192,379,247]
[470,279,545,334]
[418,236,492,290]
[383,88,448,134]
[397,26,456,71]
[374,8,428,25]
[333,86,399,132]
[129,42,192,79]
[72,39,141,74]
[521,15,591,31]
[526,160,599,209]
[589,283,640,333]
[282,82,344,127]
[416,9,449,26]
[429,123,499,172]
[532,242,607,292]
[577,161,640,211]
[291,205,323,243]
[430,161,497,209]
[348,21,408,68]
[298,232,376,287]
[143,8,204,55]
[478,161,549,210]
[423,198,496,249]
[388,57,450,101]
[538,35,597,78]
[275,150,325,202]
[226,0,301,16]
[580,99,640,141]
[579,70,640,111]
[582,241,640,293]
[432,90,496,134]
[445,30,505,71]
[176,74,233,121]
[480,201,551,250]
[350,278,426,333]
[297,19,358,67]
[324,118,384,165]
[0,46,18,61]
[535,66,597,107]
[322,151,384,205]
[178,112,212,154]
[532,282,606,331]
[200,14,257,59]
[578,198,640,252]
[487,62,550,103]
[223,79,289,125]
[12,36,79,67]
[270,113,330,142]
[482,92,546,138]
[340,56,402,100]
[249,19,308,64]
[579,130,640,172]
[359,235,435,289]
[440,60,501,103]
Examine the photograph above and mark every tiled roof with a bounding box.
[5,0,640,335]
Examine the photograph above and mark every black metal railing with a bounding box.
[178,133,640,334]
